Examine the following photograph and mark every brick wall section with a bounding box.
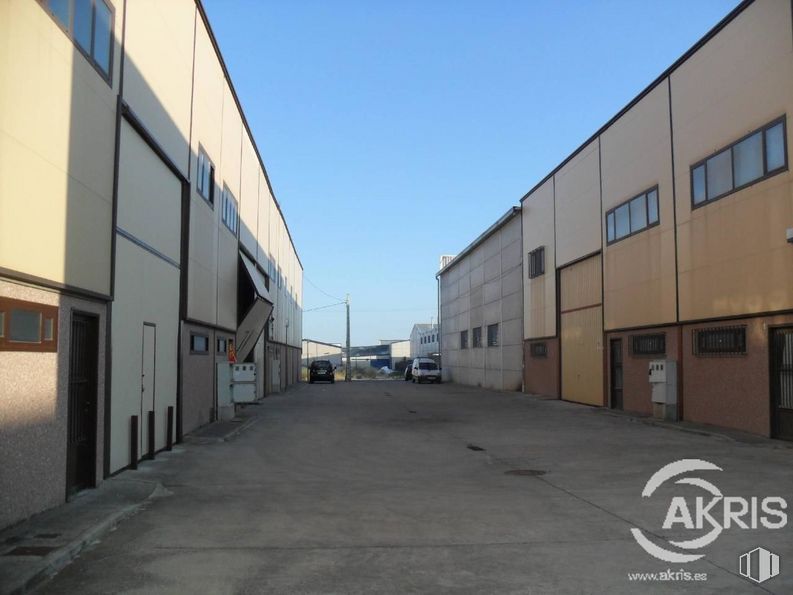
[523,338,560,398]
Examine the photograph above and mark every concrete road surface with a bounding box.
[37,380,793,594]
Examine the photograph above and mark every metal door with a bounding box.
[610,339,623,410]
[66,313,98,496]
[771,328,793,441]
[141,323,156,454]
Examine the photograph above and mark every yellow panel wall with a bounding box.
[672,0,793,321]
[554,139,601,267]
[0,0,118,295]
[239,133,259,257]
[560,254,603,406]
[122,0,194,175]
[186,16,225,324]
[522,179,556,339]
[601,82,677,330]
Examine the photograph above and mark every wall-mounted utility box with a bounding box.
[231,363,257,404]
[649,359,677,421]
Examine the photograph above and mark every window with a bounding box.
[528,246,545,279]
[632,333,666,356]
[487,323,499,347]
[472,326,482,348]
[460,330,468,349]
[40,0,114,80]
[190,333,209,354]
[530,342,547,358]
[693,325,746,356]
[0,298,58,352]
[221,186,239,235]
[690,117,787,208]
[606,186,660,244]
[196,148,215,205]
[217,337,227,354]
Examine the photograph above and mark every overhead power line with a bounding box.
[304,274,344,303]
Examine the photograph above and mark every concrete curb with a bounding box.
[3,482,167,595]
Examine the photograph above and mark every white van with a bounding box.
[411,358,441,384]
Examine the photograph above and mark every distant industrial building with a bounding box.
[410,323,438,359]
[302,339,343,370]
[438,208,523,390]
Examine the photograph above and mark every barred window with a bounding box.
[632,333,666,356]
[472,326,482,348]
[693,326,746,356]
[530,342,547,358]
[460,330,468,349]
[528,246,545,279]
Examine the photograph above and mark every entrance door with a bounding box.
[66,313,98,496]
[610,339,623,410]
[141,323,156,455]
[771,328,793,441]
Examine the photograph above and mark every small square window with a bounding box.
[10,310,42,343]
[190,333,209,354]
[0,298,58,352]
[530,342,547,358]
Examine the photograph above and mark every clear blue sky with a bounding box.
[203,0,739,346]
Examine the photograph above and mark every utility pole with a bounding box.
[345,294,351,382]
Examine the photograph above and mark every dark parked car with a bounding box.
[309,360,335,383]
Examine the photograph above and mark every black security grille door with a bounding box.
[771,328,793,441]
[66,314,98,495]
[610,339,624,410]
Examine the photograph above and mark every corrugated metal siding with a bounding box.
[560,254,604,406]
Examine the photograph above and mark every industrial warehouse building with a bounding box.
[438,208,523,390]
[0,0,302,529]
[520,0,792,439]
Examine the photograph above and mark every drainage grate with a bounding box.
[408,410,417,414]
[505,469,547,477]
[4,546,59,557]
[467,444,485,452]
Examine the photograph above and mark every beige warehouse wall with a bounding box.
[240,134,260,257]
[123,0,193,175]
[187,14,225,325]
[522,179,556,339]
[110,237,180,472]
[111,122,182,471]
[117,120,182,263]
[672,0,793,321]
[601,82,677,330]
[554,139,601,267]
[0,0,118,295]
[216,83,243,331]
